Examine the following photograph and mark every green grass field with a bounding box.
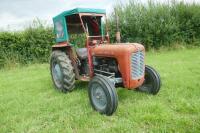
[0,49,200,133]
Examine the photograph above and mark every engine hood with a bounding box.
[91,43,145,89]
[91,43,144,57]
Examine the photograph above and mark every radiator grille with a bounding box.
[131,51,144,79]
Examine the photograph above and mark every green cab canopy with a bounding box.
[53,8,106,20]
[53,8,106,43]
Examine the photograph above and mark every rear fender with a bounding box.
[52,42,71,52]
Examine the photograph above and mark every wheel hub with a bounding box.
[54,64,62,80]
[52,62,63,87]
[91,84,107,110]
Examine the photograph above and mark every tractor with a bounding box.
[50,8,161,115]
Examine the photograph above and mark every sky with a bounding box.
[0,0,199,31]
[0,0,117,31]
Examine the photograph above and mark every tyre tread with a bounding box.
[50,50,75,93]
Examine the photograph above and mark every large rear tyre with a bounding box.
[88,76,118,116]
[138,65,161,95]
[50,50,75,93]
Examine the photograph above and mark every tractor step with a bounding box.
[79,75,90,81]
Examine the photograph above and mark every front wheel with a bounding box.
[138,65,161,95]
[88,75,118,116]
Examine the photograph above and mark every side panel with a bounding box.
[53,16,68,43]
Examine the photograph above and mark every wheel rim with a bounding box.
[139,73,154,93]
[91,83,107,110]
[52,61,63,87]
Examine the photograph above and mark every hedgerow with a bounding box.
[108,0,200,49]
[0,22,54,67]
[0,0,200,67]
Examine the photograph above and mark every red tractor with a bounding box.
[50,8,161,115]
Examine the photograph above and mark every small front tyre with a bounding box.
[138,65,161,95]
[88,76,118,116]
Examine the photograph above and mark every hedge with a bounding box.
[0,25,54,67]
[0,0,200,67]
[108,1,200,49]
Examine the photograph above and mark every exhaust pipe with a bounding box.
[115,8,121,43]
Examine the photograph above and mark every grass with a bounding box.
[0,49,200,133]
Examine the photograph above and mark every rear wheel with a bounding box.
[50,50,75,93]
[88,76,118,116]
[138,65,161,95]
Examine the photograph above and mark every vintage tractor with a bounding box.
[50,8,161,115]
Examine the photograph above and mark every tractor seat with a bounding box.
[76,48,88,59]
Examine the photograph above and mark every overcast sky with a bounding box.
[0,0,199,31]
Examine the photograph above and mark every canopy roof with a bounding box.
[53,8,106,20]
[53,8,106,43]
